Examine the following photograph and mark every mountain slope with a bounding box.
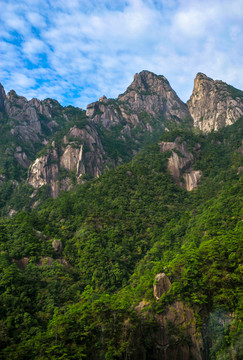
[0,71,192,208]
[2,71,243,209]
[0,117,242,359]
[0,72,242,359]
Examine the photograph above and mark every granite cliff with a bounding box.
[0,85,77,143]
[188,73,243,132]
[87,70,191,131]
[28,125,106,198]
[159,137,202,191]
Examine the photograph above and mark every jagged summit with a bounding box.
[86,70,191,129]
[120,70,169,94]
[195,72,213,80]
[0,83,6,113]
[188,73,243,132]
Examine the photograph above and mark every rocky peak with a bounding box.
[7,89,25,101]
[87,70,191,134]
[123,70,169,94]
[0,85,74,144]
[0,83,6,112]
[188,73,243,132]
[117,70,190,119]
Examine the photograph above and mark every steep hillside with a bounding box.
[0,117,242,359]
[0,72,242,359]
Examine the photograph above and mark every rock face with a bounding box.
[0,83,85,174]
[28,125,106,198]
[159,138,202,191]
[28,144,60,198]
[0,83,6,115]
[119,71,190,119]
[153,273,171,300]
[14,146,31,168]
[155,301,203,360]
[87,70,192,132]
[135,273,203,360]
[188,73,243,132]
[2,89,72,143]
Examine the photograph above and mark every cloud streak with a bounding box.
[0,0,243,108]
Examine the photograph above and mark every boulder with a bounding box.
[52,239,63,254]
[153,273,171,300]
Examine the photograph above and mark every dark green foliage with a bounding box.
[97,123,133,162]
[226,84,243,99]
[0,118,242,359]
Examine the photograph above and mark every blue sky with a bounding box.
[1,0,243,108]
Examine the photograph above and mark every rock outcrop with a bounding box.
[0,83,6,115]
[87,70,192,132]
[12,257,30,269]
[135,273,203,359]
[28,125,106,197]
[188,73,243,132]
[159,138,202,191]
[153,273,171,300]
[0,82,84,146]
[52,240,63,254]
[155,301,203,360]
[28,144,60,198]
[14,146,31,168]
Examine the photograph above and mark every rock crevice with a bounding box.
[159,138,202,191]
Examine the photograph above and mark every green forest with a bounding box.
[0,118,242,359]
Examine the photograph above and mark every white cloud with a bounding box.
[22,38,48,56]
[11,73,36,88]
[26,12,46,28]
[0,0,243,108]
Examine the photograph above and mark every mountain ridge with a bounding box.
[0,70,243,205]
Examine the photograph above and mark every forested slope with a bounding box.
[0,118,242,359]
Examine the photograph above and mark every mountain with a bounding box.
[0,117,242,359]
[0,71,193,204]
[1,71,243,206]
[0,71,242,359]
[87,70,191,128]
[188,73,243,132]
[0,83,80,145]
[28,70,192,198]
[0,83,86,212]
